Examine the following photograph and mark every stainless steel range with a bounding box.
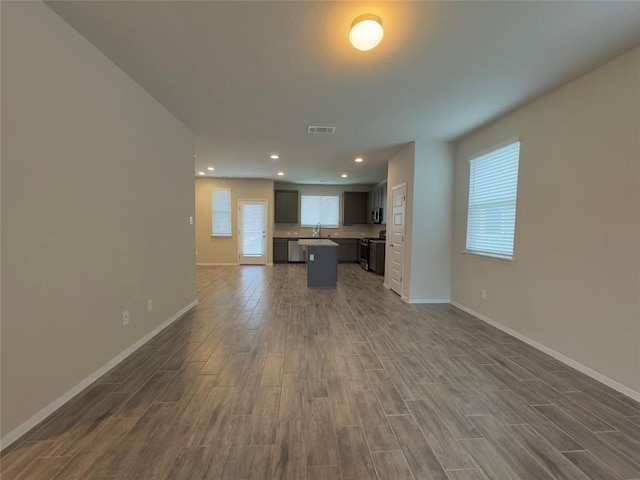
[360,230,386,273]
[359,238,371,270]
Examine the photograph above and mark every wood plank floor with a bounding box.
[2,264,640,479]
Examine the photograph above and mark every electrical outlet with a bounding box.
[481,289,487,300]
[123,311,130,326]
[310,253,315,261]
[147,299,153,312]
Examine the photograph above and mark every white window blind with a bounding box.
[466,141,520,259]
[300,195,339,227]
[212,189,232,236]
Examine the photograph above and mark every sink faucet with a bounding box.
[313,222,322,237]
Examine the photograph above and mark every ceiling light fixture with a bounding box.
[355,157,364,163]
[349,14,383,51]
[207,166,215,171]
[198,171,205,175]
[341,174,348,178]
[270,154,279,160]
[277,171,285,176]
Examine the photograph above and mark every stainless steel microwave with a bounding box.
[371,207,383,224]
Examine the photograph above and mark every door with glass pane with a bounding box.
[238,200,267,265]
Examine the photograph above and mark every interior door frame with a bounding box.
[238,199,268,265]
[388,182,406,298]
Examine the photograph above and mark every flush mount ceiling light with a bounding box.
[354,157,364,163]
[270,154,279,160]
[277,171,285,176]
[207,166,215,171]
[341,173,348,178]
[198,171,205,175]
[349,14,383,51]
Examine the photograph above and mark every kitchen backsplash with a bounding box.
[274,224,386,238]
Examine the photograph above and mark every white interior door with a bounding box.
[389,184,406,296]
[238,200,267,265]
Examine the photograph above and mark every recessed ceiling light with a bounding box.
[207,166,215,171]
[350,14,384,51]
[341,174,348,178]
[198,171,205,175]
[277,171,284,176]
[270,154,279,160]
[355,157,364,163]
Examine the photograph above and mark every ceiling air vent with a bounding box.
[307,126,336,134]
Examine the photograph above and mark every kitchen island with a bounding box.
[298,239,339,288]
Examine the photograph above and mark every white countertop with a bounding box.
[298,239,339,247]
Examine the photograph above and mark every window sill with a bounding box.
[462,250,515,263]
[211,234,232,238]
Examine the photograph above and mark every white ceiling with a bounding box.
[47,1,640,185]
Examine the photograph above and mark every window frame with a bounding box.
[464,138,521,261]
[300,194,340,228]
[211,188,232,237]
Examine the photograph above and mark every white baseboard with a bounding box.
[196,262,238,266]
[0,299,198,451]
[196,263,271,267]
[408,298,451,304]
[450,301,640,402]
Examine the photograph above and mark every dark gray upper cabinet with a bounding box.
[274,190,298,223]
[367,182,387,225]
[342,191,367,225]
[379,183,387,224]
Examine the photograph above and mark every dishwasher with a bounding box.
[287,239,306,263]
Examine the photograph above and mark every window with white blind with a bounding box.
[300,195,340,228]
[466,141,521,259]
[211,189,232,236]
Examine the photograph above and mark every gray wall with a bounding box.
[1,2,196,440]
[451,48,640,394]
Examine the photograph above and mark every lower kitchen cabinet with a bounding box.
[273,238,288,263]
[274,237,360,264]
[334,238,358,263]
[369,241,385,274]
